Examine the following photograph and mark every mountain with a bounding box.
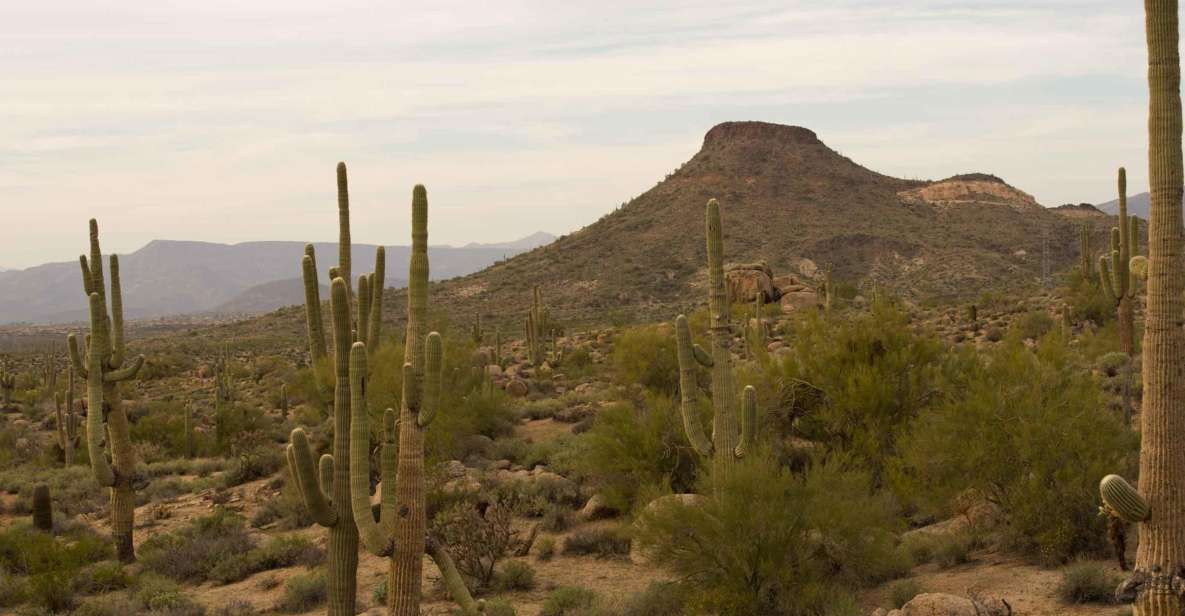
[0,233,549,324]
[414,121,1114,325]
[463,232,556,250]
[1097,191,1185,219]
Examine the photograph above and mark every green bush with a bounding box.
[1058,561,1118,604]
[277,570,327,613]
[535,537,556,561]
[768,300,956,484]
[1064,272,1114,326]
[932,533,975,569]
[74,561,133,595]
[139,509,256,583]
[611,325,680,394]
[135,574,205,614]
[887,579,922,609]
[1011,310,1055,340]
[616,582,687,616]
[894,335,1137,564]
[575,393,698,511]
[209,534,323,584]
[540,586,600,616]
[634,450,902,616]
[562,528,631,558]
[482,599,518,616]
[494,560,537,592]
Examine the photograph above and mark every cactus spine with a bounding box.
[54,362,79,466]
[674,199,757,493]
[32,484,52,532]
[1099,167,1141,356]
[67,219,145,563]
[1100,3,1185,613]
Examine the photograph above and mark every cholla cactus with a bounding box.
[54,363,80,466]
[67,219,145,563]
[675,199,758,492]
[347,185,482,615]
[1099,167,1140,356]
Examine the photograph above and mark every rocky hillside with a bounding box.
[421,121,1115,326]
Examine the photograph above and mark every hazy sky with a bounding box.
[1,1,1147,269]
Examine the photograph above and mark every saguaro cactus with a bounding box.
[302,244,328,363]
[674,199,757,491]
[279,384,289,418]
[339,186,482,614]
[67,219,145,563]
[0,370,14,406]
[1081,223,1095,280]
[287,279,359,616]
[54,363,79,466]
[472,313,483,345]
[1099,2,1185,613]
[32,484,52,532]
[526,287,546,366]
[1100,168,1141,356]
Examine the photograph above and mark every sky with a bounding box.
[0,1,1149,269]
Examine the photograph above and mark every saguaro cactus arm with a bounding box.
[349,342,394,556]
[67,334,87,380]
[417,332,442,428]
[287,429,337,527]
[427,538,485,615]
[368,247,385,352]
[301,248,328,362]
[675,315,713,458]
[1101,474,1151,523]
[735,385,756,459]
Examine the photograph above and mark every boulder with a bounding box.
[726,265,778,303]
[504,378,529,398]
[579,493,619,521]
[898,593,1011,616]
[780,289,820,313]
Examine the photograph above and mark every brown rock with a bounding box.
[780,289,820,313]
[726,266,777,303]
[504,378,529,397]
[899,593,1010,616]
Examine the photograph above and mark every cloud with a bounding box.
[0,1,1148,267]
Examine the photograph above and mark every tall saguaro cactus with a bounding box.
[1099,2,1185,613]
[67,220,145,563]
[1100,168,1141,355]
[1081,223,1095,280]
[54,362,79,466]
[674,199,757,491]
[287,279,359,616]
[526,286,547,366]
[302,244,328,363]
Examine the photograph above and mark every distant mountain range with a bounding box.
[1097,192,1185,219]
[0,233,554,324]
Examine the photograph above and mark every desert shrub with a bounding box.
[562,528,631,558]
[209,534,323,584]
[931,533,975,568]
[251,476,313,530]
[984,326,1003,342]
[213,600,257,616]
[277,570,327,613]
[494,560,537,592]
[611,325,679,394]
[73,595,140,616]
[430,494,533,590]
[539,504,575,533]
[482,599,517,616]
[616,581,687,616]
[222,430,283,487]
[1064,272,1114,326]
[26,570,77,613]
[634,450,902,616]
[0,573,27,607]
[894,335,1137,564]
[74,561,133,595]
[540,586,600,616]
[0,466,106,517]
[1011,310,1055,340]
[1058,561,1118,604]
[899,533,934,565]
[139,509,256,582]
[522,398,563,420]
[135,574,205,614]
[535,537,556,561]
[769,300,956,484]
[887,579,923,609]
[0,523,111,575]
[575,393,697,511]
